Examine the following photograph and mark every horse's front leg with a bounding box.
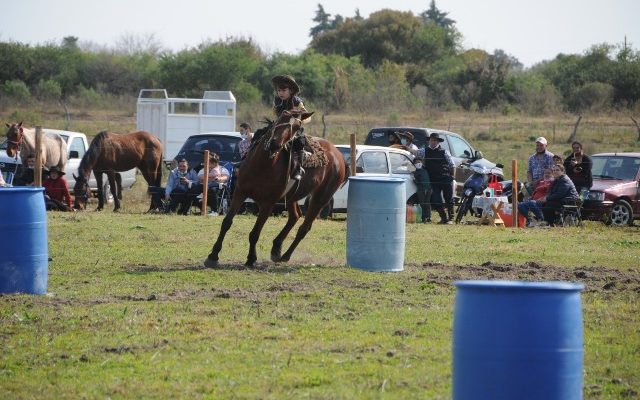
[245,203,275,267]
[271,201,302,262]
[205,194,245,268]
[107,172,121,212]
[95,173,104,211]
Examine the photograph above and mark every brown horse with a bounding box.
[204,110,348,267]
[73,130,163,212]
[4,122,68,169]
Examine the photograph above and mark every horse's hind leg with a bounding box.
[107,172,121,212]
[271,202,302,262]
[280,197,327,262]
[115,173,123,200]
[205,194,245,268]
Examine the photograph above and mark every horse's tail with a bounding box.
[79,131,108,177]
[154,151,163,187]
[58,138,68,170]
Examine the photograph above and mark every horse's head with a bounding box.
[4,121,24,158]
[73,173,91,210]
[264,110,313,158]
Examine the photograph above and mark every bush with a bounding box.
[37,79,62,100]
[569,82,614,112]
[1,80,31,103]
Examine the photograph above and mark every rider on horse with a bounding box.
[252,75,310,180]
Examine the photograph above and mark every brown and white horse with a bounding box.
[4,122,68,170]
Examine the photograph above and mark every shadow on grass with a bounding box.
[122,261,309,274]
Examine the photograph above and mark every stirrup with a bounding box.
[294,167,305,181]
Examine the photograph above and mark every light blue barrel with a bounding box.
[452,280,584,400]
[0,187,49,294]
[346,176,405,272]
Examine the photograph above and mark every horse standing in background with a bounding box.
[73,130,163,212]
[204,110,348,268]
[4,122,68,170]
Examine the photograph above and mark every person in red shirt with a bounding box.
[518,168,553,227]
[43,166,72,211]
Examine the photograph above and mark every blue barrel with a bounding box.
[346,176,405,272]
[452,280,584,400]
[0,187,49,294]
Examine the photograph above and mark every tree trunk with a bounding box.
[567,115,582,143]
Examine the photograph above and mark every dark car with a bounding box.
[582,152,640,226]
[365,127,500,194]
[173,132,242,170]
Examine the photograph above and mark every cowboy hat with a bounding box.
[400,131,414,141]
[48,166,65,176]
[427,132,445,142]
[272,75,300,95]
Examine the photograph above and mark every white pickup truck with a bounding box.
[1,129,136,196]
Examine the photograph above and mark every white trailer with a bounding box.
[136,89,237,164]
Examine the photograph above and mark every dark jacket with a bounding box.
[563,154,593,189]
[423,146,452,183]
[413,167,431,191]
[273,95,304,117]
[546,174,579,202]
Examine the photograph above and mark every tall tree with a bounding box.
[420,0,455,29]
[310,4,332,39]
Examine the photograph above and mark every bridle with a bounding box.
[263,111,303,159]
[73,175,91,209]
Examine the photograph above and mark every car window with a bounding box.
[448,135,474,158]
[69,137,86,158]
[593,156,639,180]
[358,151,388,174]
[390,152,415,174]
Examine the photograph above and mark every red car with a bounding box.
[582,152,640,226]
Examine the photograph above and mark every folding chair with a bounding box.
[560,200,583,227]
[215,162,235,215]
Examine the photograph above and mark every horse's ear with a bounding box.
[5,123,10,128]
[301,112,314,121]
[18,121,22,127]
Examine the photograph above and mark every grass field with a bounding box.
[1,207,639,399]
[1,106,639,398]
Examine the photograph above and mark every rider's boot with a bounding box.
[293,150,305,181]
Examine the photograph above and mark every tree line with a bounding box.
[1,1,639,115]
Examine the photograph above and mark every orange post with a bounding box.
[34,126,43,186]
[201,150,210,216]
[512,159,519,227]
[349,133,356,176]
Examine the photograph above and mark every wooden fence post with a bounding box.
[34,126,43,186]
[349,134,356,176]
[512,159,518,228]
[201,150,210,216]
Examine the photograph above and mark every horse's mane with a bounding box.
[78,131,108,176]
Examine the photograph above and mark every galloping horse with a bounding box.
[73,130,163,212]
[204,110,348,267]
[4,122,68,170]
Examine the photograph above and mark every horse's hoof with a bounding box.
[245,260,256,267]
[96,208,103,211]
[113,209,120,213]
[203,257,218,268]
[270,253,281,262]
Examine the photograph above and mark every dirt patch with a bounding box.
[412,261,640,293]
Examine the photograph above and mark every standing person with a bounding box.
[197,153,230,216]
[526,137,555,194]
[411,132,455,224]
[563,141,593,193]
[401,131,419,152]
[165,158,198,215]
[413,158,432,223]
[271,74,309,181]
[42,166,72,211]
[238,122,253,159]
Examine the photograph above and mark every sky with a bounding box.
[2,0,639,67]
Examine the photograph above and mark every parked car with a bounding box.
[582,152,640,226]
[172,132,242,170]
[365,127,500,194]
[1,129,136,198]
[322,145,419,214]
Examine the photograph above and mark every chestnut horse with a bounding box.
[4,122,68,170]
[73,130,163,212]
[205,110,347,267]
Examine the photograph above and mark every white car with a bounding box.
[329,145,418,213]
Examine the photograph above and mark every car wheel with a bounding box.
[608,200,633,226]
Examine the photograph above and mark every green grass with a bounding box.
[1,210,639,399]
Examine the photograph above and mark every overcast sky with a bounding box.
[2,0,638,67]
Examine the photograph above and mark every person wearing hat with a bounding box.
[401,131,418,152]
[270,74,310,181]
[411,132,455,224]
[43,166,72,211]
[388,131,403,147]
[527,137,555,194]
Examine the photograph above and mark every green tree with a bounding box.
[420,0,455,29]
[310,4,333,39]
